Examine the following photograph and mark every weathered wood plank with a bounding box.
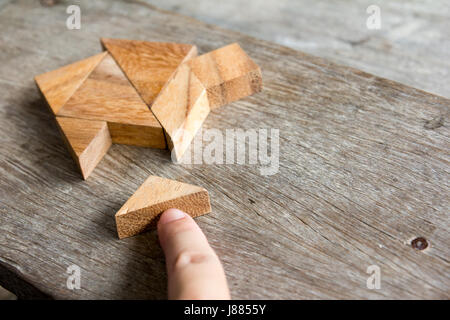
[0,0,448,299]
[149,0,450,99]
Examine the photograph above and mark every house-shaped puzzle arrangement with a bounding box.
[35,38,262,178]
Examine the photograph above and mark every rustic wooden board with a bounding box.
[0,0,448,299]
[151,0,450,99]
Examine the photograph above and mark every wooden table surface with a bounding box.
[149,0,450,99]
[0,0,449,299]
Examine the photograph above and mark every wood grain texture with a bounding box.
[116,175,211,239]
[0,0,449,299]
[57,53,166,148]
[188,43,262,109]
[34,52,107,114]
[106,122,166,148]
[101,38,198,106]
[56,117,112,180]
[149,0,450,99]
[151,63,210,161]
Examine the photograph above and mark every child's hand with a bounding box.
[157,208,230,300]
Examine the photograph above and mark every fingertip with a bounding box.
[158,208,186,226]
[156,208,230,299]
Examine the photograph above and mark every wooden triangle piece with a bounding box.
[57,53,166,148]
[116,175,211,239]
[187,43,262,109]
[56,117,112,180]
[151,63,210,162]
[35,52,107,114]
[101,38,198,106]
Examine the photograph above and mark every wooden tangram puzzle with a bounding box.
[35,38,262,238]
[35,38,262,179]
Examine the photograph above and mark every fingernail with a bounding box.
[159,208,186,225]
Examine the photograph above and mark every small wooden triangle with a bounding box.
[57,53,166,148]
[35,52,107,114]
[116,175,211,239]
[56,117,112,180]
[101,38,197,106]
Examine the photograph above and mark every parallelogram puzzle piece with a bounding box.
[115,175,211,239]
[101,38,198,106]
[57,54,166,148]
[35,52,107,114]
[151,63,210,162]
[56,117,112,180]
[187,43,262,109]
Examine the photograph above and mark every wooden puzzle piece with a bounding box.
[101,38,198,106]
[57,54,166,148]
[151,63,210,162]
[56,117,112,180]
[35,52,107,114]
[187,43,262,109]
[115,175,211,239]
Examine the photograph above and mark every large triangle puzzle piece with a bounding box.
[115,175,211,239]
[35,52,107,114]
[101,38,198,106]
[56,117,112,180]
[57,53,166,148]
